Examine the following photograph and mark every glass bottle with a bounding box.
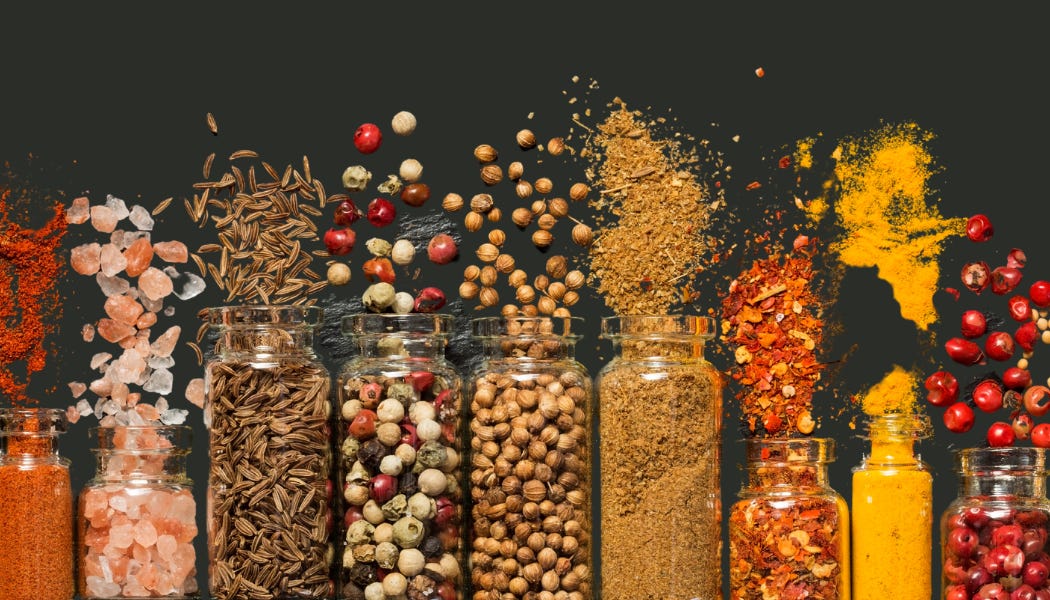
[468,316,594,600]
[940,447,1050,600]
[729,437,851,600]
[0,407,74,600]
[78,425,199,599]
[335,313,465,600]
[203,305,333,600]
[851,413,932,600]
[596,314,723,600]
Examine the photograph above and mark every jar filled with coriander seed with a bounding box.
[596,314,724,600]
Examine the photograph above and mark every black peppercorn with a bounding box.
[399,471,420,496]
[419,535,444,558]
[357,438,389,473]
[347,563,376,587]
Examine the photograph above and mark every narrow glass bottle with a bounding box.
[851,412,932,599]
[0,407,74,600]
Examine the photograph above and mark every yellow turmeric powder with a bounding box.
[858,364,920,415]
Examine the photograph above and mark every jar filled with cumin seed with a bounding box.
[335,313,465,600]
[203,305,333,600]
[729,437,850,600]
[0,407,74,600]
[468,316,594,600]
[596,314,724,600]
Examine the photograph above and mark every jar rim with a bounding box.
[342,313,455,337]
[89,424,192,451]
[957,446,1046,474]
[600,314,716,340]
[471,316,584,339]
[858,412,932,440]
[743,437,836,464]
[0,407,68,435]
[205,304,323,327]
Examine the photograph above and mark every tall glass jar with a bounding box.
[729,437,850,600]
[596,314,723,600]
[851,413,932,599]
[78,425,199,599]
[0,407,74,600]
[468,316,593,600]
[940,447,1050,600]
[335,313,465,600]
[204,305,333,600]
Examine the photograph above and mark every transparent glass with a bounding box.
[468,316,594,600]
[851,413,932,599]
[940,447,1050,599]
[335,313,465,600]
[0,407,74,600]
[729,437,850,600]
[596,314,723,600]
[78,425,198,599]
[203,305,333,600]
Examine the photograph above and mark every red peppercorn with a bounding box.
[945,337,985,366]
[925,370,960,406]
[334,198,362,226]
[413,287,447,313]
[427,233,459,265]
[359,382,383,409]
[947,526,979,557]
[405,371,435,393]
[1012,412,1034,440]
[1024,386,1050,417]
[362,257,396,284]
[1024,560,1050,587]
[986,422,1016,448]
[369,474,397,504]
[993,523,1024,547]
[1015,321,1039,353]
[985,331,1016,362]
[991,267,1023,295]
[1032,424,1050,448]
[967,214,994,242]
[323,227,356,256]
[973,380,1004,413]
[1007,248,1028,269]
[354,123,382,154]
[1002,367,1032,390]
[944,402,975,433]
[400,183,431,207]
[961,310,988,338]
[1008,295,1033,322]
[348,409,377,440]
[1031,281,1050,307]
[366,198,396,227]
[962,261,992,294]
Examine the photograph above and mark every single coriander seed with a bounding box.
[516,129,537,149]
[508,161,524,180]
[512,207,533,228]
[474,144,499,163]
[487,207,502,222]
[548,197,569,218]
[479,266,498,287]
[476,243,500,263]
[463,265,481,281]
[569,182,589,201]
[571,223,593,246]
[532,229,553,248]
[546,137,565,156]
[488,229,507,247]
[470,193,495,213]
[442,192,465,212]
[537,213,557,231]
[516,180,533,199]
[534,177,553,195]
[459,281,480,300]
[495,254,516,274]
[464,212,484,232]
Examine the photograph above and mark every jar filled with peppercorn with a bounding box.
[468,316,594,600]
[596,314,723,600]
[729,437,850,600]
[336,313,464,600]
[941,447,1050,600]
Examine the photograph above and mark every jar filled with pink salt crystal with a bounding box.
[77,425,199,599]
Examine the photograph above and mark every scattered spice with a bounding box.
[857,364,919,416]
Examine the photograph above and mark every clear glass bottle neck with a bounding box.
[860,413,930,467]
[356,335,448,361]
[602,314,715,362]
[743,437,835,492]
[215,326,317,359]
[90,426,192,484]
[957,447,1047,500]
[961,473,1045,498]
[481,337,577,361]
[0,408,67,463]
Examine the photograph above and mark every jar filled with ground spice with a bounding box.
[941,447,1050,600]
[851,412,932,600]
[0,407,74,600]
[596,314,723,600]
[203,305,333,600]
[78,425,199,599]
[335,313,465,600]
[729,437,850,600]
[468,316,593,600]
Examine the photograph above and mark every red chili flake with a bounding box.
[778,155,792,169]
[746,181,763,191]
[944,287,960,300]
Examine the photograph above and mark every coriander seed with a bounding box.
[474,144,498,163]
[470,193,494,213]
[481,164,503,186]
[534,177,553,195]
[516,180,533,199]
[537,213,557,231]
[516,129,537,149]
[507,269,528,289]
[464,265,481,281]
[501,304,520,318]
[442,192,465,212]
[488,229,507,247]
[508,161,524,180]
[533,275,549,292]
[464,211,484,232]
[495,254,516,274]
[479,287,499,307]
[532,230,553,249]
[562,291,579,306]
[516,285,536,305]
[546,256,568,279]
[476,243,500,263]
[531,200,547,216]
[547,137,566,156]
[479,266,498,287]
[552,307,572,318]
[547,282,567,301]
[512,208,533,229]
[571,223,594,246]
[459,281,480,300]
[564,270,585,290]
[548,197,569,218]
[520,305,538,317]
[487,207,502,223]
[569,182,589,201]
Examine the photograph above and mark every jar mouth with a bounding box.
[205,304,323,327]
[0,407,68,435]
[342,313,455,337]
[743,437,835,465]
[958,446,1046,475]
[600,314,716,341]
[858,412,932,440]
[90,424,192,451]
[472,316,583,340]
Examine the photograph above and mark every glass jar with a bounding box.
[940,447,1050,600]
[78,425,199,599]
[729,437,850,600]
[851,413,932,599]
[596,314,723,600]
[204,305,333,600]
[335,313,465,600]
[0,407,74,600]
[468,316,594,600]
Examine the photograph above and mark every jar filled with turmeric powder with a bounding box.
[728,437,850,600]
[851,413,933,600]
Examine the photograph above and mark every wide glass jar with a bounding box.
[335,313,465,600]
[78,425,199,599]
[0,407,74,600]
[468,316,593,600]
[851,413,932,599]
[204,305,333,600]
[596,314,723,600]
[941,447,1050,599]
[729,437,850,600]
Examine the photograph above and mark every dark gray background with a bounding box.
[2,3,1047,597]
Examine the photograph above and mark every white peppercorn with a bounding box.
[416,419,441,442]
[391,292,414,314]
[418,468,448,496]
[407,492,436,521]
[399,158,423,182]
[390,239,415,265]
[379,454,404,476]
[373,522,394,544]
[397,547,427,577]
[391,111,416,136]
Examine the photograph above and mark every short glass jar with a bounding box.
[335,313,465,600]
[851,412,932,599]
[729,437,850,600]
[203,305,333,600]
[78,425,199,599]
[468,316,594,600]
[940,447,1050,599]
[0,407,74,600]
[596,314,723,600]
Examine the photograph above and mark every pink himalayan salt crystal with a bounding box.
[136,311,157,330]
[184,378,205,409]
[99,243,128,278]
[135,403,160,422]
[108,522,135,549]
[90,205,119,233]
[82,323,96,342]
[85,576,122,598]
[170,542,196,587]
[132,519,159,548]
[97,318,136,343]
[103,294,145,326]
[66,405,81,424]
[67,196,91,224]
[90,378,113,397]
[126,392,141,407]
[156,534,177,563]
[111,382,130,405]
[138,267,173,301]
[123,237,154,278]
[111,349,147,385]
[68,381,87,398]
[150,325,181,358]
[71,242,103,275]
[91,352,112,370]
[152,241,188,263]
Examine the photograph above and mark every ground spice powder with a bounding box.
[857,364,920,416]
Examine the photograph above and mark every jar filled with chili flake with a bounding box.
[468,316,594,600]
[0,407,74,600]
[851,413,933,600]
[940,447,1050,600]
[729,437,850,600]
[596,314,723,600]
[78,425,198,599]
[335,313,465,600]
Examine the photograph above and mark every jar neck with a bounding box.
[91,425,191,483]
[958,447,1047,499]
[601,314,715,362]
[0,407,67,460]
[473,316,582,362]
[861,413,930,466]
[482,337,577,361]
[206,304,321,359]
[344,313,453,360]
[743,437,835,491]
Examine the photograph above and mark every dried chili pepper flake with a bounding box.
[746,181,763,191]
[778,155,792,169]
